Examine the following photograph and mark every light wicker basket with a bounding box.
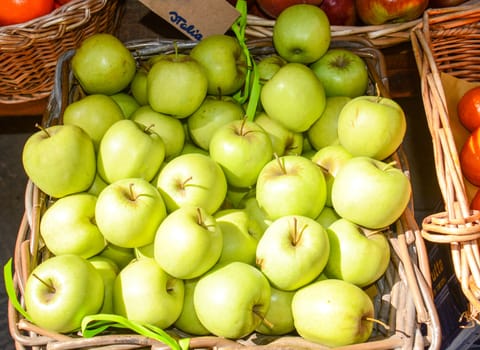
[411,3,480,324]
[7,36,441,350]
[246,0,480,49]
[0,0,124,105]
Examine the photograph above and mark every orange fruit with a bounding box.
[0,0,55,26]
[458,86,480,132]
[460,127,480,186]
[470,188,480,211]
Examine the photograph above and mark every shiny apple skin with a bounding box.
[320,0,357,26]
[256,0,324,18]
[355,0,428,25]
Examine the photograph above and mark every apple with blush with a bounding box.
[256,0,323,19]
[355,0,428,25]
[320,0,357,25]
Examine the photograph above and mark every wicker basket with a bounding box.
[7,36,441,350]
[245,0,480,49]
[410,3,480,323]
[0,0,124,105]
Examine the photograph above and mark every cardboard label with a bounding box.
[138,0,240,41]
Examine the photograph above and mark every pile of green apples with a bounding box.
[19,4,412,348]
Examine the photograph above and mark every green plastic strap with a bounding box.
[82,314,189,350]
[231,0,261,121]
[3,258,32,322]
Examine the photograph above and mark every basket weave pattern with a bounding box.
[0,0,123,104]
[411,3,480,321]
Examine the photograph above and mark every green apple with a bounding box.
[257,54,287,83]
[86,173,108,196]
[174,277,210,335]
[72,33,136,95]
[22,124,96,198]
[97,119,165,183]
[95,177,167,248]
[24,254,104,333]
[156,153,227,214]
[180,142,209,156]
[256,155,327,220]
[310,49,369,98]
[131,105,185,159]
[154,206,223,279]
[88,255,119,314]
[190,34,247,96]
[311,144,353,207]
[324,218,390,287]
[331,156,411,229]
[110,92,140,118]
[113,258,184,328]
[315,206,340,228]
[63,94,125,150]
[130,68,148,106]
[337,95,407,160]
[214,208,259,265]
[147,53,208,118]
[97,243,135,270]
[193,262,271,338]
[187,95,245,150]
[260,63,326,133]
[254,112,301,156]
[256,215,330,291]
[255,286,295,335]
[209,119,273,189]
[292,279,374,347]
[284,132,304,156]
[238,196,272,241]
[273,4,331,64]
[39,193,106,258]
[307,96,351,150]
[134,241,155,260]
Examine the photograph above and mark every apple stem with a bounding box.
[144,124,155,133]
[128,183,138,201]
[35,123,50,138]
[291,217,306,246]
[364,316,390,331]
[274,153,287,175]
[253,308,273,329]
[32,273,55,293]
[196,207,204,226]
[181,176,193,190]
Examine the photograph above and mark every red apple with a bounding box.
[428,0,467,7]
[355,0,428,25]
[320,0,357,26]
[256,0,324,18]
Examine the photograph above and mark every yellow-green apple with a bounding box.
[156,153,227,214]
[273,4,331,64]
[134,241,155,260]
[97,119,165,183]
[63,94,125,150]
[97,243,135,270]
[130,68,148,106]
[292,279,374,346]
[331,156,411,229]
[214,208,259,265]
[72,33,136,95]
[256,155,327,220]
[256,286,295,335]
[131,105,185,159]
[95,177,167,248]
[310,49,369,98]
[320,0,357,25]
[307,96,351,150]
[187,95,245,151]
[257,54,287,83]
[315,206,341,228]
[311,144,353,207]
[254,112,302,156]
[39,193,106,258]
[209,119,273,189]
[256,0,323,18]
[174,277,210,335]
[22,124,96,198]
[256,215,330,291]
[147,53,208,118]
[190,34,247,96]
[324,218,390,287]
[23,254,104,333]
[193,262,271,338]
[239,196,272,241]
[110,92,140,118]
[88,255,119,314]
[337,95,407,160]
[355,0,428,25]
[180,142,209,156]
[113,258,184,328]
[86,173,108,196]
[154,206,223,279]
[261,63,326,132]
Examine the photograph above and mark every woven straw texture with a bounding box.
[0,0,123,105]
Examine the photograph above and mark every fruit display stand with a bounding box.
[5,34,442,350]
[410,0,480,340]
[0,0,123,110]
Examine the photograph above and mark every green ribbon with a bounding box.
[231,0,261,121]
[3,258,32,322]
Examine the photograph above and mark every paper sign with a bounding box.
[137,0,240,41]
